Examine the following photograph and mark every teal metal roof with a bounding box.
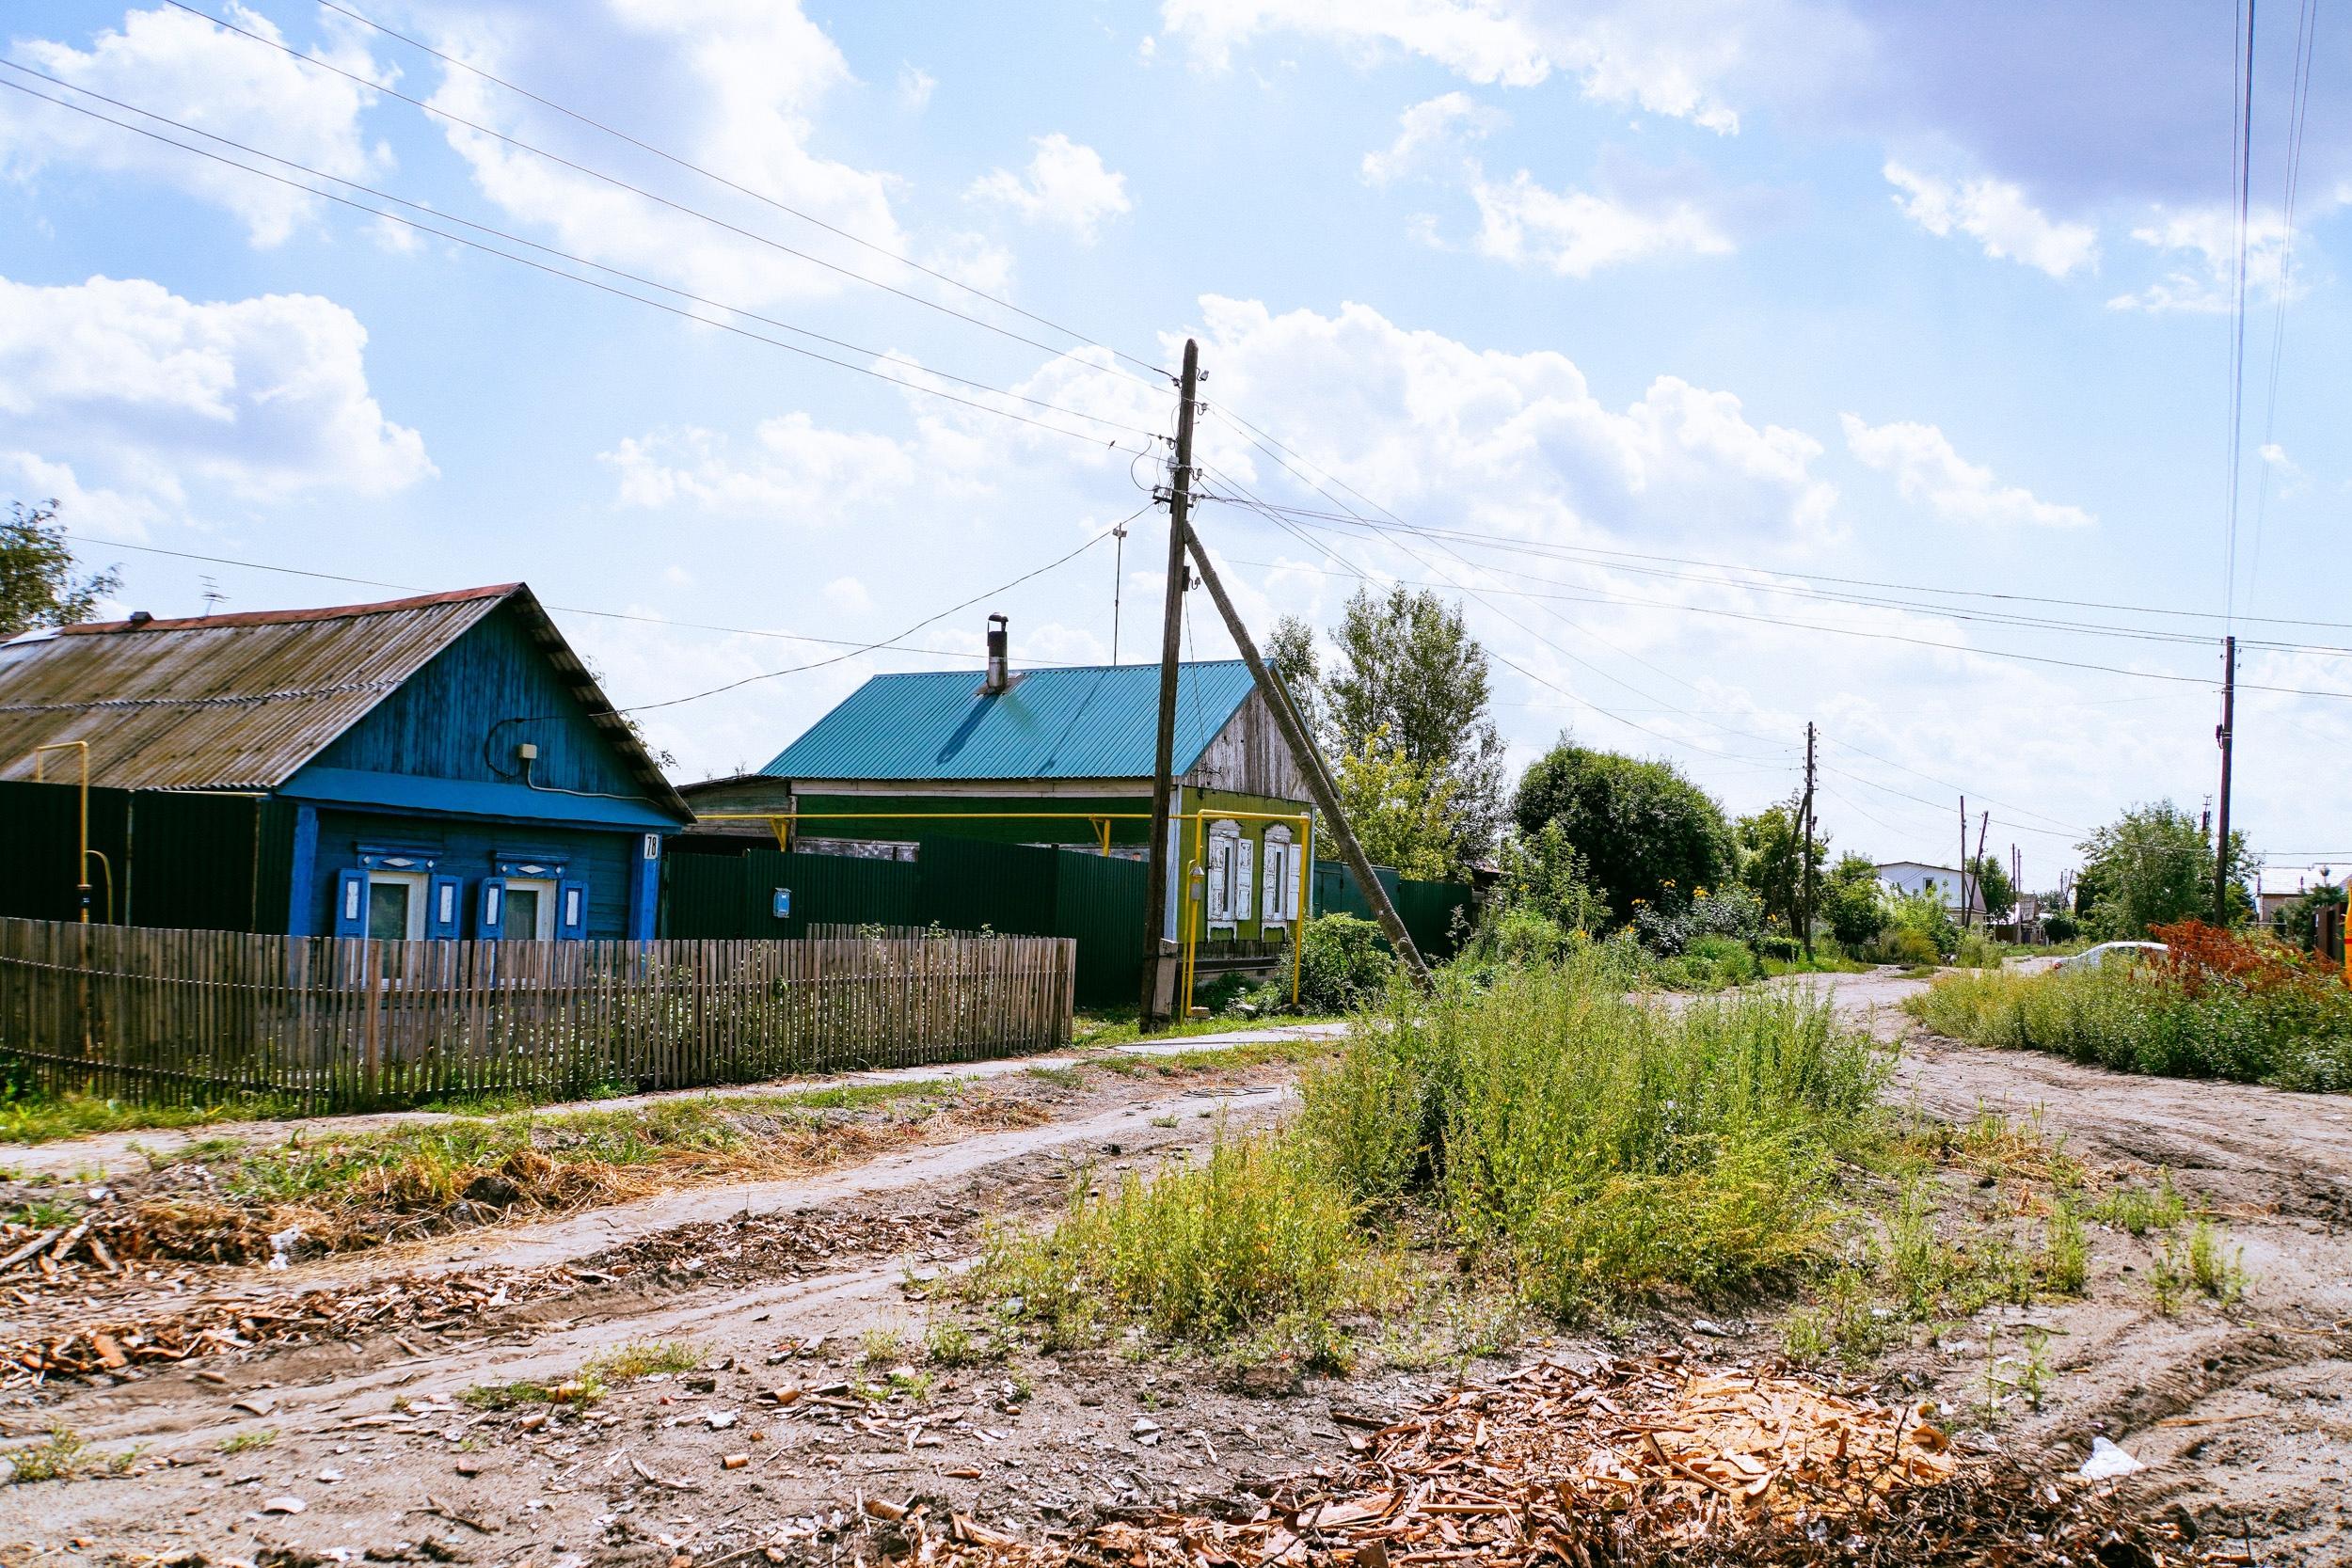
[762,661,1258,782]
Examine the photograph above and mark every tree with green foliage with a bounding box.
[1821,852,1887,951]
[1,501,119,639]
[2280,882,2345,953]
[1511,742,1733,923]
[1264,613,1325,737]
[1968,853,2016,927]
[1321,587,1504,863]
[1735,792,1825,936]
[1331,725,1457,881]
[2076,801,2253,937]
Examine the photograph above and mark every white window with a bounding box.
[366,870,427,942]
[1204,821,1240,927]
[1262,827,1299,926]
[503,878,559,940]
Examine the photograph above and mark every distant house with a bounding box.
[0,585,691,939]
[2257,865,2337,924]
[681,621,1313,944]
[1873,860,1987,919]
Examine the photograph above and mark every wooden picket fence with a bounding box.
[0,916,1075,1112]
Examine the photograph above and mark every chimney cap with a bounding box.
[123,610,154,627]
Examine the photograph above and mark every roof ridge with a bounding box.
[58,583,522,637]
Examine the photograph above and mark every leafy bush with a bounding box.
[1876,926,1941,967]
[1906,920,2352,1091]
[1296,912,1393,1012]
[1755,932,1803,962]
[1953,931,2001,970]
[1821,854,1887,951]
[1878,889,1956,960]
[1631,882,1763,956]
[2042,911,2079,943]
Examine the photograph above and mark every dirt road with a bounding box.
[3,978,2348,1565]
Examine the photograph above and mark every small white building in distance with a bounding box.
[2256,865,2336,923]
[1874,861,1987,919]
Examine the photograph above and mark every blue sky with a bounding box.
[4,0,2348,889]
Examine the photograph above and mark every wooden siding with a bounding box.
[1182,689,1307,800]
[300,808,640,939]
[307,599,644,799]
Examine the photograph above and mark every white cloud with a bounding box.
[0,4,390,246]
[0,273,431,504]
[2106,206,2299,314]
[1186,294,1834,541]
[1468,168,1732,277]
[897,64,936,110]
[1883,163,2098,278]
[602,414,921,523]
[967,134,1133,243]
[428,0,905,307]
[0,452,167,542]
[823,575,873,614]
[1361,91,1503,185]
[1841,414,2091,529]
[1162,0,1749,132]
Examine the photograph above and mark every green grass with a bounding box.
[0,1087,301,1147]
[2092,1173,2188,1235]
[1908,961,2352,1092]
[3,1425,136,1483]
[974,1126,1383,1356]
[1088,1035,1339,1078]
[1072,1008,1343,1050]
[218,1430,276,1453]
[583,1339,703,1381]
[460,1374,604,1410]
[979,953,1895,1358]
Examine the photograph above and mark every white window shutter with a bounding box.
[1235,838,1255,925]
[1262,841,1283,923]
[1205,835,1231,923]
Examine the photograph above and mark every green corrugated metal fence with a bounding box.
[667,836,1472,1006]
[0,779,290,931]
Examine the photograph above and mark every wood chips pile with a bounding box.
[892,1351,2199,1568]
[2,1206,963,1386]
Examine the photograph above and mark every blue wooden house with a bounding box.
[0,584,690,940]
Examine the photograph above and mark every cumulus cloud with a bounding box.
[1883,163,2098,277]
[427,0,905,307]
[0,273,431,505]
[2106,206,2302,314]
[967,134,1133,243]
[1361,91,1504,185]
[897,64,936,110]
[1841,414,2091,529]
[0,4,390,245]
[1469,168,1733,276]
[1162,0,1761,131]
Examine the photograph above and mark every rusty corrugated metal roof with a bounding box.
[0,584,688,817]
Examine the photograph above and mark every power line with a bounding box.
[57,531,1130,672]
[2246,0,2321,608]
[1215,530,2352,701]
[0,74,1163,458]
[152,0,1172,397]
[625,513,1142,711]
[2223,0,2259,626]
[307,0,1173,385]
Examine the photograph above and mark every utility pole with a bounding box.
[1183,528,1434,990]
[1138,340,1200,1028]
[1800,721,1817,958]
[1959,797,1970,929]
[2215,633,2237,924]
[1972,810,1990,928]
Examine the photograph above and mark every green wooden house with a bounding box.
[680,627,1312,947]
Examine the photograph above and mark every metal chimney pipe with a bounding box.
[984,613,1009,693]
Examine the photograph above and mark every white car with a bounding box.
[2051,941,2168,973]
